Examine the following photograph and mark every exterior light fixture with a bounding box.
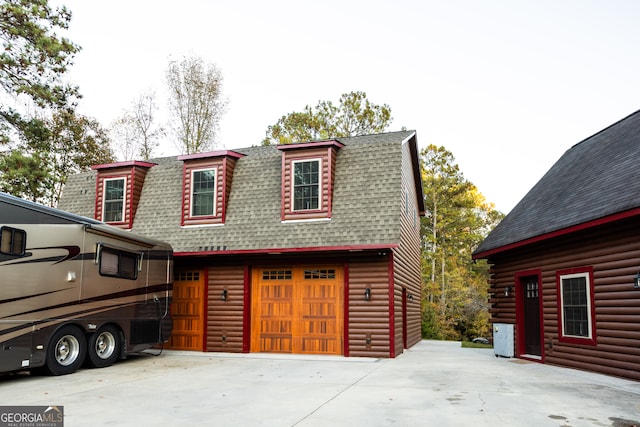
[504,286,513,297]
[364,287,371,301]
[634,273,640,289]
[221,289,228,301]
[408,293,414,302]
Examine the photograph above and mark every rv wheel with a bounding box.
[86,325,121,368]
[44,325,87,375]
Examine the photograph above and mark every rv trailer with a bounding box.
[0,192,173,375]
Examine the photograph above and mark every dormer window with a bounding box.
[92,161,156,229]
[103,177,126,222]
[278,140,344,221]
[178,150,245,227]
[292,159,320,211]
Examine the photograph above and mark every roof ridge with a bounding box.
[569,108,640,150]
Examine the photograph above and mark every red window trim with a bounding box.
[179,151,244,227]
[188,166,218,219]
[92,162,157,229]
[279,144,340,221]
[95,172,132,228]
[181,161,223,226]
[556,266,597,346]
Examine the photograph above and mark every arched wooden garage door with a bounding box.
[251,266,343,355]
[167,270,205,350]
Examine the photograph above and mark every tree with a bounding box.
[45,109,114,206]
[0,150,49,202]
[110,90,164,160]
[262,91,392,145]
[420,144,503,340]
[0,1,113,206]
[109,115,139,161]
[0,109,114,206]
[166,56,226,154]
[0,0,80,145]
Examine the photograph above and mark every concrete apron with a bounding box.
[1,340,639,427]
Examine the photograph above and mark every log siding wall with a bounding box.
[94,165,150,229]
[280,147,336,221]
[183,254,402,358]
[393,140,423,354]
[346,257,392,357]
[181,158,226,226]
[488,216,640,380]
[206,264,246,352]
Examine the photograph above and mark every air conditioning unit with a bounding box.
[493,323,514,357]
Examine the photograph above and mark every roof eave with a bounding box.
[472,207,640,260]
[177,150,246,161]
[91,160,157,170]
[175,243,399,257]
[276,140,345,151]
[403,131,426,216]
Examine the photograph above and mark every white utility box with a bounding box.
[493,323,514,357]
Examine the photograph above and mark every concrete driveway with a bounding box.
[1,340,639,427]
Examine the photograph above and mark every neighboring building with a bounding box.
[473,111,640,380]
[59,131,425,358]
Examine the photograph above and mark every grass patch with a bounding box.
[461,341,493,349]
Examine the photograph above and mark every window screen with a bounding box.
[0,227,26,256]
[99,246,139,280]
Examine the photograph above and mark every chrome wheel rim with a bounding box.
[95,331,117,360]
[55,335,81,366]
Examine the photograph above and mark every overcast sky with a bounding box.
[54,0,640,213]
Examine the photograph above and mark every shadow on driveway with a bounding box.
[1,340,639,426]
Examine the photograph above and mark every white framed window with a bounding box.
[103,177,126,222]
[558,269,595,343]
[292,159,321,211]
[190,168,216,217]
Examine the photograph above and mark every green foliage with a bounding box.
[460,341,492,349]
[0,1,114,206]
[262,91,392,145]
[0,109,114,206]
[45,109,114,205]
[0,150,49,202]
[0,0,80,138]
[420,144,504,341]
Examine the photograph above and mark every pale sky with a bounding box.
[53,0,640,213]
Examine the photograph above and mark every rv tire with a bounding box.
[86,325,121,368]
[44,325,87,375]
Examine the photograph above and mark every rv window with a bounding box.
[0,227,26,256]
[99,247,139,280]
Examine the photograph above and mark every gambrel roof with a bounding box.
[474,109,640,258]
[60,131,424,254]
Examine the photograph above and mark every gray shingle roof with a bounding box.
[474,110,640,257]
[60,131,418,253]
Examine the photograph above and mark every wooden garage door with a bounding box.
[167,270,205,350]
[251,267,343,355]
